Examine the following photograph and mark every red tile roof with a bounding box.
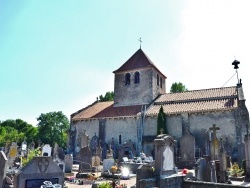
[71,101,142,121]
[147,86,238,115]
[113,49,167,78]
[71,86,238,121]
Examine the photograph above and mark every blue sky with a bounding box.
[1,1,250,125]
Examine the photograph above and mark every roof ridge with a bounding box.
[165,85,237,95]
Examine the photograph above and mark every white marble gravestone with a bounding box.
[154,134,175,176]
[42,144,52,156]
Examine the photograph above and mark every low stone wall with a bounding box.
[183,180,245,188]
[139,175,184,188]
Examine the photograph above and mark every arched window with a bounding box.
[125,73,130,85]
[160,77,162,88]
[134,72,140,84]
[157,74,159,86]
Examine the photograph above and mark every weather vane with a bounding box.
[232,59,240,84]
[138,37,142,49]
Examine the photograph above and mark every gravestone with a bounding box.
[53,143,65,161]
[154,134,175,177]
[224,137,232,156]
[179,131,195,168]
[118,141,135,163]
[29,141,35,151]
[244,133,250,181]
[103,159,115,172]
[7,142,18,167]
[77,146,92,172]
[80,130,89,148]
[106,145,113,159]
[238,141,245,164]
[90,134,99,153]
[92,156,101,167]
[0,151,8,187]
[195,158,207,181]
[110,138,119,159]
[14,156,64,188]
[42,144,52,156]
[21,141,27,157]
[95,146,102,158]
[53,155,65,172]
[209,124,220,160]
[64,154,73,173]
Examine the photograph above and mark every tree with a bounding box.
[0,119,38,146]
[37,111,69,148]
[157,106,167,135]
[170,82,188,93]
[98,91,114,102]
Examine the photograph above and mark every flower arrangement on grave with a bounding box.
[115,183,127,188]
[182,168,189,174]
[110,165,118,174]
[229,162,244,177]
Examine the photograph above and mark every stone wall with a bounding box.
[114,68,165,107]
[183,181,244,188]
[105,118,137,144]
[114,69,154,106]
[73,118,138,146]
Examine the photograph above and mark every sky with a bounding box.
[1,0,250,126]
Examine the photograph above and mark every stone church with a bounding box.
[68,48,249,162]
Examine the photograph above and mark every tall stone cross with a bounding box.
[209,124,220,158]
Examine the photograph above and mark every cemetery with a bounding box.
[3,125,250,188]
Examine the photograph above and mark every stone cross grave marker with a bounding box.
[14,156,64,188]
[42,144,52,156]
[0,151,8,187]
[209,124,220,160]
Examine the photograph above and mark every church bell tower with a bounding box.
[113,49,166,107]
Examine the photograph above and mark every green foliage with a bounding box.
[22,147,41,166]
[170,82,188,93]
[98,91,114,102]
[0,119,38,146]
[157,106,167,135]
[98,182,112,188]
[37,111,69,148]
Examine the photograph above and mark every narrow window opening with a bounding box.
[157,74,159,86]
[119,135,122,145]
[160,77,162,88]
[125,73,130,85]
[134,72,140,84]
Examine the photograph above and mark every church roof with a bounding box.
[71,86,238,121]
[113,49,167,78]
[71,101,142,121]
[146,86,238,115]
